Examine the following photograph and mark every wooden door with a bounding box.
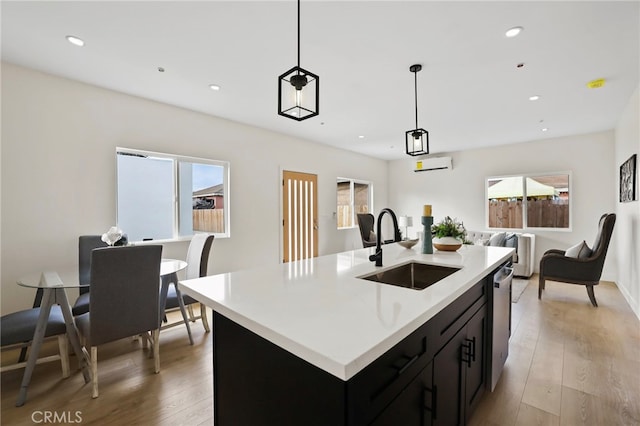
[283,171,318,263]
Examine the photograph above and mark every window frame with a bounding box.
[485,171,572,232]
[336,177,373,230]
[116,147,231,242]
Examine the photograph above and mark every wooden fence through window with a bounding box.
[193,209,224,233]
[489,199,569,228]
[337,205,369,228]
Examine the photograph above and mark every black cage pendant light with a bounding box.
[405,64,429,156]
[278,0,319,121]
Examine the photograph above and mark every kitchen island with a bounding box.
[179,243,513,425]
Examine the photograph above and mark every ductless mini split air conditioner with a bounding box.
[414,156,452,172]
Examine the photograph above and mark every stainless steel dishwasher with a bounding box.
[490,264,513,391]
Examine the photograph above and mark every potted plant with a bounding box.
[431,216,468,251]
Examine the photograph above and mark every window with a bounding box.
[486,173,570,230]
[337,178,372,229]
[116,148,230,242]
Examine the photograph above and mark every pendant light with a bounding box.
[405,64,429,156]
[278,0,319,121]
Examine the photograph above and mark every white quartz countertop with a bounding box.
[179,243,513,381]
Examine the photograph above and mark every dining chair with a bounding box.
[1,306,70,379]
[74,245,162,398]
[163,234,215,336]
[72,235,108,316]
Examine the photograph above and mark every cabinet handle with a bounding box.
[461,341,472,368]
[469,336,476,362]
[396,353,420,376]
[461,337,476,368]
[423,385,437,421]
[394,338,426,376]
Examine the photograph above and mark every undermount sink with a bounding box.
[359,262,461,290]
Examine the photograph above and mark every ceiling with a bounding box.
[2,1,638,160]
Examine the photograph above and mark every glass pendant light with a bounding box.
[405,64,429,156]
[278,0,319,121]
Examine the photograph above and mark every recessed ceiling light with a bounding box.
[157,67,165,73]
[529,95,540,101]
[505,27,523,38]
[208,84,220,91]
[66,35,84,47]
[542,128,548,132]
[358,135,365,139]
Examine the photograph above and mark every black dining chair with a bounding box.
[357,213,377,248]
[163,233,215,336]
[75,245,162,398]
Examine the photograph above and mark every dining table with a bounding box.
[15,271,91,407]
[14,258,188,406]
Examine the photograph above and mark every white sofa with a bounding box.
[466,231,536,278]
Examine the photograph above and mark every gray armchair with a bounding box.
[75,245,162,398]
[538,213,616,307]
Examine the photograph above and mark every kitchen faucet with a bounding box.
[369,208,402,266]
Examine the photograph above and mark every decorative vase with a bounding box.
[421,216,433,254]
[433,236,463,251]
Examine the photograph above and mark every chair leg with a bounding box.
[586,285,598,307]
[91,346,99,398]
[201,303,210,333]
[141,333,149,349]
[187,304,196,322]
[538,276,545,299]
[152,329,160,373]
[57,335,70,378]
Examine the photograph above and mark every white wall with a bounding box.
[0,63,388,314]
[614,86,640,319]
[388,131,618,281]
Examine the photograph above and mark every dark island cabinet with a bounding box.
[432,304,487,426]
[369,361,434,426]
[212,275,491,426]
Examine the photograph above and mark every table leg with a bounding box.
[54,288,91,383]
[16,289,55,407]
[160,273,193,345]
[174,285,194,345]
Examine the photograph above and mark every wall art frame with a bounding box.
[620,154,637,203]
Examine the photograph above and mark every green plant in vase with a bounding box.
[431,216,469,250]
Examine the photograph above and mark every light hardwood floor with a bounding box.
[2,278,639,425]
[470,277,640,426]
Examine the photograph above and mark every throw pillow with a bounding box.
[504,233,518,249]
[565,240,592,259]
[504,233,518,261]
[474,238,490,246]
[489,232,506,247]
